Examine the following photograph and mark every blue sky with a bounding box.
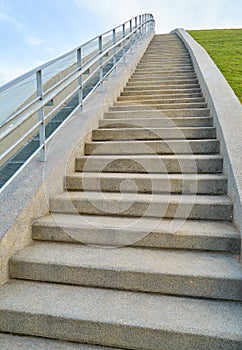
[0,0,241,85]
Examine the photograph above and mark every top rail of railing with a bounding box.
[0,13,154,191]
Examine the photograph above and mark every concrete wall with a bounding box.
[173,29,242,256]
[0,31,154,285]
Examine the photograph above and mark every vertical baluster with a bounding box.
[77,47,83,111]
[112,28,117,75]
[36,70,46,161]
[99,35,103,92]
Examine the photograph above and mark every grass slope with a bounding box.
[188,29,242,103]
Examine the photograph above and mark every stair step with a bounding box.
[0,333,112,350]
[75,154,223,174]
[135,66,194,71]
[127,79,199,86]
[139,64,193,69]
[141,54,190,58]
[122,88,202,95]
[137,65,194,70]
[139,60,192,65]
[65,173,227,194]
[92,127,216,141]
[131,73,197,79]
[0,280,241,349]
[9,243,242,300]
[140,56,191,60]
[110,102,208,111]
[116,97,206,104]
[124,84,201,91]
[49,191,232,220]
[32,213,240,252]
[118,93,204,100]
[127,76,198,86]
[104,109,210,118]
[130,74,197,80]
[134,70,195,76]
[99,117,213,128]
[85,139,219,155]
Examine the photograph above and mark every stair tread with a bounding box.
[52,191,232,205]
[33,213,240,238]
[0,280,241,345]
[32,214,240,252]
[66,173,226,180]
[77,154,222,159]
[104,109,210,118]
[10,242,242,281]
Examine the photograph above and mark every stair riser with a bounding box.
[132,72,196,76]
[32,223,240,253]
[92,128,216,141]
[134,70,195,75]
[117,98,205,104]
[129,78,198,84]
[127,80,199,85]
[122,88,202,95]
[75,157,223,174]
[124,85,201,91]
[9,260,241,300]
[140,60,191,64]
[65,175,227,195]
[0,310,238,350]
[104,109,210,118]
[85,140,219,155]
[140,56,190,60]
[119,93,203,100]
[49,197,232,221]
[110,103,207,111]
[140,60,192,65]
[99,117,213,128]
[137,67,193,71]
[137,66,193,71]
[141,53,190,57]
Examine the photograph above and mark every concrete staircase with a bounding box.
[0,34,241,349]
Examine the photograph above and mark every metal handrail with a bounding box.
[0,13,154,188]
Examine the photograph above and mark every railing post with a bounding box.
[77,48,83,111]
[98,35,103,92]
[129,19,133,51]
[122,23,126,62]
[144,14,147,36]
[134,16,138,45]
[36,69,46,162]
[139,15,142,39]
[112,29,117,75]
[142,14,145,37]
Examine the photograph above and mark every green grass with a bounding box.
[187,29,242,103]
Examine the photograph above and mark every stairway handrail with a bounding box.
[0,13,155,183]
[0,14,154,94]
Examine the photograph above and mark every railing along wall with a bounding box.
[0,13,155,191]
